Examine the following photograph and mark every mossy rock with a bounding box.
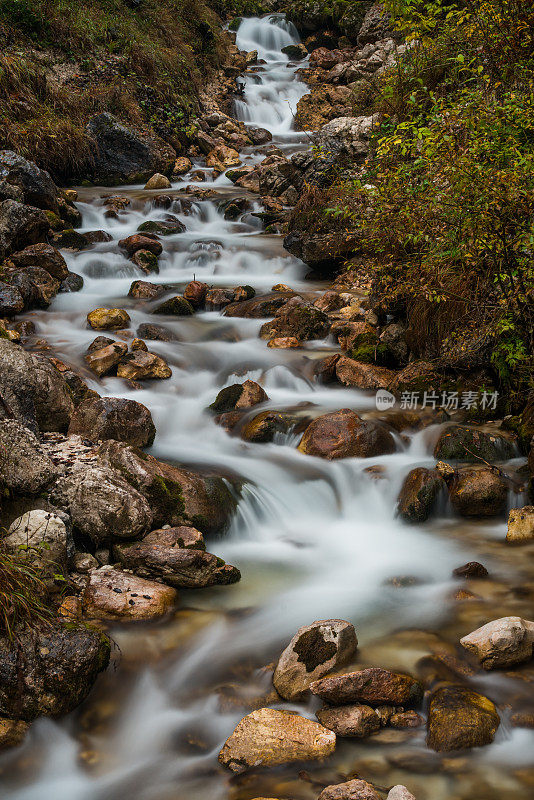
[153,295,194,316]
[434,425,515,463]
[209,384,244,414]
[137,219,185,236]
[427,685,499,752]
[350,342,392,367]
[228,17,242,31]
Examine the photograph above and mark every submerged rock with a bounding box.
[426,685,499,751]
[0,624,110,721]
[218,708,336,773]
[460,617,534,669]
[318,779,381,800]
[273,619,358,701]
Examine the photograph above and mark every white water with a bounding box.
[2,15,532,800]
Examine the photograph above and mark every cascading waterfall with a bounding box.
[1,15,532,800]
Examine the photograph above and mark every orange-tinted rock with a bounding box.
[298,409,395,460]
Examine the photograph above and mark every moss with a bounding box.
[146,474,186,522]
[350,342,391,365]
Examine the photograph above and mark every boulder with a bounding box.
[4,510,72,589]
[460,617,534,670]
[298,409,395,459]
[0,281,24,315]
[0,200,49,260]
[218,708,336,773]
[128,280,165,300]
[0,718,28,750]
[153,295,194,316]
[144,173,171,190]
[0,624,110,721]
[96,440,237,534]
[0,151,58,211]
[86,113,176,184]
[132,249,159,273]
[241,410,301,443]
[68,396,156,448]
[51,465,152,544]
[87,308,131,330]
[318,779,381,800]
[173,157,192,175]
[209,380,268,414]
[137,322,177,342]
[85,341,128,377]
[310,668,423,706]
[0,419,58,493]
[314,115,378,160]
[507,505,534,543]
[387,361,441,394]
[116,350,172,380]
[60,272,84,293]
[16,265,60,307]
[390,710,424,729]
[358,2,398,45]
[137,219,185,236]
[449,468,508,517]
[434,426,515,462]
[452,561,488,579]
[336,356,394,389]
[206,145,241,172]
[316,704,380,738]
[183,280,208,308]
[119,234,163,257]
[426,685,499,752]
[83,566,177,619]
[259,298,330,341]
[397,468,445,523]
[113,529,240,588]
[267,336,301,348]
[273,619,358,701]
[10,243,68,280]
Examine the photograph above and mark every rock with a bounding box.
[51,465,152,544]
[310,668,423,706]
[0,420,57,493]
[267,336,300,348]
[128,280,165,300]
[298,410,395,459]
[10,243,68,280]
[5,510,71,589]
[453,562,489,579]
[336,357,394,389]
[96,440,237,534]
[119,234,163,257]
[16,265,60,307]
[117,351,172,380]
[83,566,177,619]
[282,43,308,59]
[260,298,330,341]
[248,126,273,145]
[218,708,336,773]
[316,704,380,738]
[153,295,194,316]
[60,272,84,293]
[206,145,241,172]
[507,506,534,543]
[144,173,171,190]
[283,228,358,271]
[0,281,24,316]
[0,718,28,749]
[434,426,515,462]
[137,219,185,236]
[241,410,301,443]
[85,341,128,377]
[86,113,176,185]
[137,322,176,342]
[87,308,130,330]
[0,624,110,721]
[183,280,208,308]
[68,396,156,447]
[113,529,239,588]
[397,468,445,523]
[358,2,398,45]
[173,157,192,176]
[390,711,424,729]
[449,468,508,517]
[318,779,381,800]
[379,323,408,365]
[387,361,441,394]
[0,200,49,261]
[132,249,159,273]
[426,685,500,752]
[315,115,378,160]
[273,619,358,701]
[209,381,268,414]
[460,617,534,670]
[0,151,58,211]
[314,354,340,383]
[387,788,416,800]
[224,293,290,318]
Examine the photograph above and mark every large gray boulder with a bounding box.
[86,113,176,185]
[68,396,156,448]
[0,151,58,212]
[0,200,49,262]
[0,419,58,494]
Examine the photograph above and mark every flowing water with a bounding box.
[1,15,533,800]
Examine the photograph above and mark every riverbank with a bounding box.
[0,5,533,800]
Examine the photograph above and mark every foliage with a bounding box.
[0,540,52,640]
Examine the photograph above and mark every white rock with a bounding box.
[460,616,534,669]
[5,510,70,589]
[388,787,416,800]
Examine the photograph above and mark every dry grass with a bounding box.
[0,541,52,639]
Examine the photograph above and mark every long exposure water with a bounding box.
[1,15,533,800]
